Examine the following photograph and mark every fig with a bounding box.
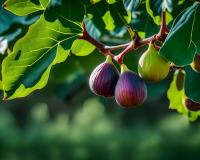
[138,44,170,83]
[89,55,119,97]
[176,70,185,91]
[184,98,200,112]
[191,54,200,73]
[115,64,147,108]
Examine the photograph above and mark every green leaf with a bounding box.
[84,18,101,39]
[2,15,81,100]
[83,0,128,32]
[185,66,200,103]
[102,11,115,31]
[167,70,200,122]
[168,70,187,114]
[71,39,96,56]
[3,0,49,16]
[0,81,2,90]
[160,2,200,66]
[106,0,116,4]
[145,0,173,25]
[129,3,159,37]
[123,0,141,11]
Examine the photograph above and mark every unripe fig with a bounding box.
[191,54,200,73]
[138,44,170,83]
[115,64,147,108]
[184,98,200,111]
[89,55,119,97]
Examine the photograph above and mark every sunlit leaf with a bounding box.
[71,39,96,56]
[145,0,173,25]
[3,0,49,16]
[167,70,200,122]
[2,15,80,99]
[102,11,115,31]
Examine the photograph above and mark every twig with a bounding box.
[81,10,169,64]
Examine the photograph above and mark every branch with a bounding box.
[104,43,129,50]
[114,41,135,64]
[156,10,169,41]
[81,10,169,65]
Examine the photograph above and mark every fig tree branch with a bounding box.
[81,11,169,65]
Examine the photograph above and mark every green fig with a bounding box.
[191,54,200,73]
[138,44,170,83]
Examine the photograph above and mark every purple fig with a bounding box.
[115,64,147,108]
[89,55,119,97]
[184,98,200,111]
[191,54,200,73]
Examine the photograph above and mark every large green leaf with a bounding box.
[167,70,200,122]
[3,0,49,16]
[185,66,200,103]
[2,15,82,100]
[160,2,200,66]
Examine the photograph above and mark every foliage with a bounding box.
[0,0,200,121]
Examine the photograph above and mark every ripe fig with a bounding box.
[138,44,170,83]
[176,70,185,91]
[184,98,200,112]
[89,55,119,97]
[191,54,200,73]
[115,64,147,108]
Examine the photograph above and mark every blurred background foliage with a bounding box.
[1,0,200,160]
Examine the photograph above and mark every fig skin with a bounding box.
[89,55,119,97]
[115,64,147,108]
[138,44,170,83]
[191,54,200,73]
[184,98,200,112]
[176,70,185,91]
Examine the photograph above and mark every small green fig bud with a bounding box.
[89,55,119,97]
[115,64,147,108]
[191,54,200,73]
[138,44,170,83]
[184,98,200,111]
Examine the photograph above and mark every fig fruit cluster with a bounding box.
[89,44,171,108]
